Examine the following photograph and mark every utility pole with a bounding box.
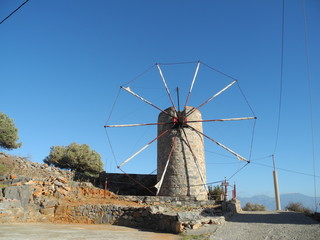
[272,154,281,210]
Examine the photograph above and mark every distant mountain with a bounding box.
[238,193,320,211]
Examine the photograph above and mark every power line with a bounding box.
[273,0,285,154]
[157,61,198,66]
[252,161,320,178]
[302,0,317,212]
[122,64,156,86]
[227,162,250,181]
[0,0,31,25]
[200,61,237,81]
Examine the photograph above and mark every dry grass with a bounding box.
[285,202,313,215]
[242,202,266,211]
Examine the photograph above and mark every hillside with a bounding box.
[0,152,145,223]
[0,152,231,233]
[238,194,320,211]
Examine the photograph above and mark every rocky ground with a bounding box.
[0,152,147,224]
[3,153,318,239]
[0,153,227,234]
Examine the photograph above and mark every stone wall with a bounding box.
[99,172,157,196]
[54,204,226,233]
[54,204,181,233]
[121,195,215,208]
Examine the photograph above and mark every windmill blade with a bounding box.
[156,64,177,112]
[121,86,175,118]
[184,61,200,108]
[104,122,169,128]
[118,129,169,168]
[188,125,249,162]
[181,128,208,193]
[155,133,178,195]
[187,116,257,124]
[186,80,237,117]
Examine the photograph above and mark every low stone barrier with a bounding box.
[0,173,239,233]
[53,204,226,233]
[120,195,216,207]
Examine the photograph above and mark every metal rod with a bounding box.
[118,129,169,168]
[155,133,178,195]
[186,117,257,123]
[184,61,200,108]
[177,87,181,112]
[181,128,208,193]
[104,122,169,128]
[121,86,174,118]
[156,64,177,111]
[186,80,237,117]
[188,125,249,162]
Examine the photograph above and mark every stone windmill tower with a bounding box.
[157,106,207,200]
[104,61,254,200]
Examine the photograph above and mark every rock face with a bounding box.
[0,175,78,222]
[0,152,74,180]
[0,153,238,233]
[0,153,103,223]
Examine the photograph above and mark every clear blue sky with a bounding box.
[1,0,319,201]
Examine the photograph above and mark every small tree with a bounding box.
[243,202,266,211]
[0,112,22,150]
[285,202,312,215]
[208,185,224,201]
[44,142,103,177]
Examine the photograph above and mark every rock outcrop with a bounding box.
[0,153,239,233]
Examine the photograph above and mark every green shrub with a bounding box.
[0,163,9,175]
[208,185,224,201]
[0,112,22,150]
[44,142,103,178]
[243,202,266,211]
[285,202,312,215]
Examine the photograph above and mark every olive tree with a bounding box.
[44,142,103,177]
[0,112,22,150]
[208,185,224,201]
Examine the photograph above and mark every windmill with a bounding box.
[104,61,256,200]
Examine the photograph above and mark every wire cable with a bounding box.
[157,61,198,66]
[200,61,237,81]
[105,88,121,124]
[227,162,250,181]
[273,0,285,154]
[252,161,320,178]
[104,128,119,167]
[0,0,31,25]
[236,81,256,117]
[122,64,156,86]
[248,118,257,161]
[302,0,317,212]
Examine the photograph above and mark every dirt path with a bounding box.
[185,211,320,240]
[0,223,181,240]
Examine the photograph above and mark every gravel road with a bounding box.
[186,211,320,240]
